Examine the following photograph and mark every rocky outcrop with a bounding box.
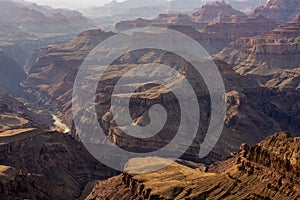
[0,129,118,199]
[0,89,51,132]
[240,132,300,181]
[192,1,247,23]
[265,68,300,90]
[217,23,300,75]
[0,165,48,200]
[195,15,278,54]
[253,0,300,22]
[85,132,300,200]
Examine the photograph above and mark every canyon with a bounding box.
[0,0,299,199]
[21,24,300,164]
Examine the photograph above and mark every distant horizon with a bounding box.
[18,0,218,11]
[24,0,127,10]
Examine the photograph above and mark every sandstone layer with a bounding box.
[85,132,300,200]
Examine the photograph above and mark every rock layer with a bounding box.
[0,89,51,132]
[217,23,300,75]
[0,129,118,199]
[254,0,300,22]
[85,132,300,200]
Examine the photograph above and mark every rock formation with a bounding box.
[192,1,247,23]
[115,2,278,55]
[253,0,300,22]
[217,23,300,75]
[0,89,51,132]
[0,129,118,199]
[85,132,300,200]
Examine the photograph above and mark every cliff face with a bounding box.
[240,132,300,181]
[0,129,118,199]
[192,1,247,23]
[85,132,300,200]
[254,0,300,22]
[217,23,300,75]
[205,15,278,37]
[0,89,51,132]
[0,165,48,200]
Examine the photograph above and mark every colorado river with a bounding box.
[52,114,70,133]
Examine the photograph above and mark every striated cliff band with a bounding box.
[217,22,300,75]
[85,132,300,200]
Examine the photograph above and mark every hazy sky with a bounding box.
[25,0,126,10]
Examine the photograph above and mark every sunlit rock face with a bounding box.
[85,132,300,200]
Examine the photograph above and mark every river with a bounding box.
[51,114,70,133]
